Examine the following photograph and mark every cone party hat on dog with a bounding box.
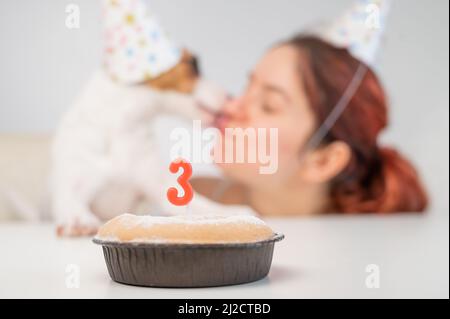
[311,0,391,66]
[102,0,182,84]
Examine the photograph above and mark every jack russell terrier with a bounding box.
[51,50,227,236]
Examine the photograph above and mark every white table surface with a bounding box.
[0,215,448,299]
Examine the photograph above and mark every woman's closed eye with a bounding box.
[261,93,285,114]
[261,102,278,114]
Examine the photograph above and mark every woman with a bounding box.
[191,35,428,216]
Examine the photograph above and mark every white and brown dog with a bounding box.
[51,50,226,236]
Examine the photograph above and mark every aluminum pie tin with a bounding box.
[93,233,284,288]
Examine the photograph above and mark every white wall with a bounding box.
[0,0,448,211]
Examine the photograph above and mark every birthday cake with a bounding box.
[95,213,274,244]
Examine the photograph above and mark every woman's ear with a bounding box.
[299,141,351,183]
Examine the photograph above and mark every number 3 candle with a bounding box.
[167,159,193,206]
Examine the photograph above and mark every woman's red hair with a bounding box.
[287,36,428,213]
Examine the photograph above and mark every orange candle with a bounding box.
[167,159,193,206]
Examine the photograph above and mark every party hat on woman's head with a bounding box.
[102,0,182,84]
[311,0,391,66]
[301,0,391,152]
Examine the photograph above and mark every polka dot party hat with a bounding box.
[102,0,182,84]
[311,0,391,66]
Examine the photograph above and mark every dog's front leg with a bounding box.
[52,169,105,237]
[156,91,213,123]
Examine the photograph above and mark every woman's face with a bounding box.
[213,45,318,188]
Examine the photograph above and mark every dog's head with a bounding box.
[145,49,227,116]
[145,49,199,94]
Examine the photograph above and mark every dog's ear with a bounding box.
[181,49,201,77]
[190,55,201,77]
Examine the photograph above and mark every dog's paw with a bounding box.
[56,215,101,237]
[57,224,99,237]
